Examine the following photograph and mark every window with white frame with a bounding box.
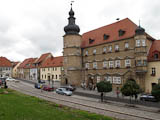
[107,76,112,83]
[85,50,88,56]
[103,61,107,68]
[97,76,101,83]
[93,62,97,69]
[109,45,112,52]
[93,49,96,54]
[115,60,121,68]
[113,77,121,84]
[142,39,146,46]
[125,59,131,67]
[115,44,119,51]
[103,47,107,53]
[125,42,129,49]
[109,61,114,68]
[85,63,89,69]
[136,40,141,47]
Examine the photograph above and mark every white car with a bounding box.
[6,77,19,82]
[56,88,72,96]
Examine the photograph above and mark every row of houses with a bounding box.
[0,53,63,83]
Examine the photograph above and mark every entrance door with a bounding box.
[152,83,157,90]
[48,76,51,84]
[65,78,68,85]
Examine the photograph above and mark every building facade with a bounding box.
[0,57,12,78]
[12,62,20,78]
[61,6,159,92]
[40,56,63,83]
[145,40,160,93]
[34,53,52,82]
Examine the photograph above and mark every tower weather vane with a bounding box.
[71,1,74,6]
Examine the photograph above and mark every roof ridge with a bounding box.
[82,18,135,35]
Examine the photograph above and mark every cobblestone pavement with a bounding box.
[7,81,160,120]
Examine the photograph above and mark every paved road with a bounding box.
[16,79,160,108]
[8,81,160,120]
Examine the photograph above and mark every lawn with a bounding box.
[0,88,115,120]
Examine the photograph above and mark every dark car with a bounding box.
[61,85,76,91]
[42,85,54,91]
[140,94,158,102]
[34,83,42,89]
[39,80,45,84]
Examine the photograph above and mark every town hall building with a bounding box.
[61,5,160,92]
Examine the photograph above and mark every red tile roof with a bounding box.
[11,62,20,68]
[0,57,12,67]
[148,40,160,61]
[81,18,154,48]
[26,58,37,69]
[41,56,63,68]
[35,53,52,64]
[18,58,34,69]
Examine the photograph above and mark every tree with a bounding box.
[152,83,160,101]
[121,79,141,103]
[96,81,112,102]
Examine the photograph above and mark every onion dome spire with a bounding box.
[135,20,145,35]
[64,3,80,35]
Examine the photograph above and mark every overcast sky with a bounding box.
[0,0,160,61]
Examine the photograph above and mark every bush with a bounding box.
[96,81,112,93]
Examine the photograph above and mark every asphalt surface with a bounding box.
[17,79,160,108]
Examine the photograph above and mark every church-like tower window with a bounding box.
[142,39,146,46]
[136,40,141,47]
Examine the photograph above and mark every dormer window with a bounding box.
[103,34,109,40]
[93,49,96,55]
[89,38,95,44]
[154,53,159,60]
[119,29,125,36]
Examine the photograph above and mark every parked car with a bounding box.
[6,77,19,82]
[39,80,45,84]
[34,83,43,89]
[42,85,54,91]
[140,94,158,102]
[56,88,72,96]
[61,85,76,91]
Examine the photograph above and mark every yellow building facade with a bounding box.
[40,56,63,83]
[145,61,160,93]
